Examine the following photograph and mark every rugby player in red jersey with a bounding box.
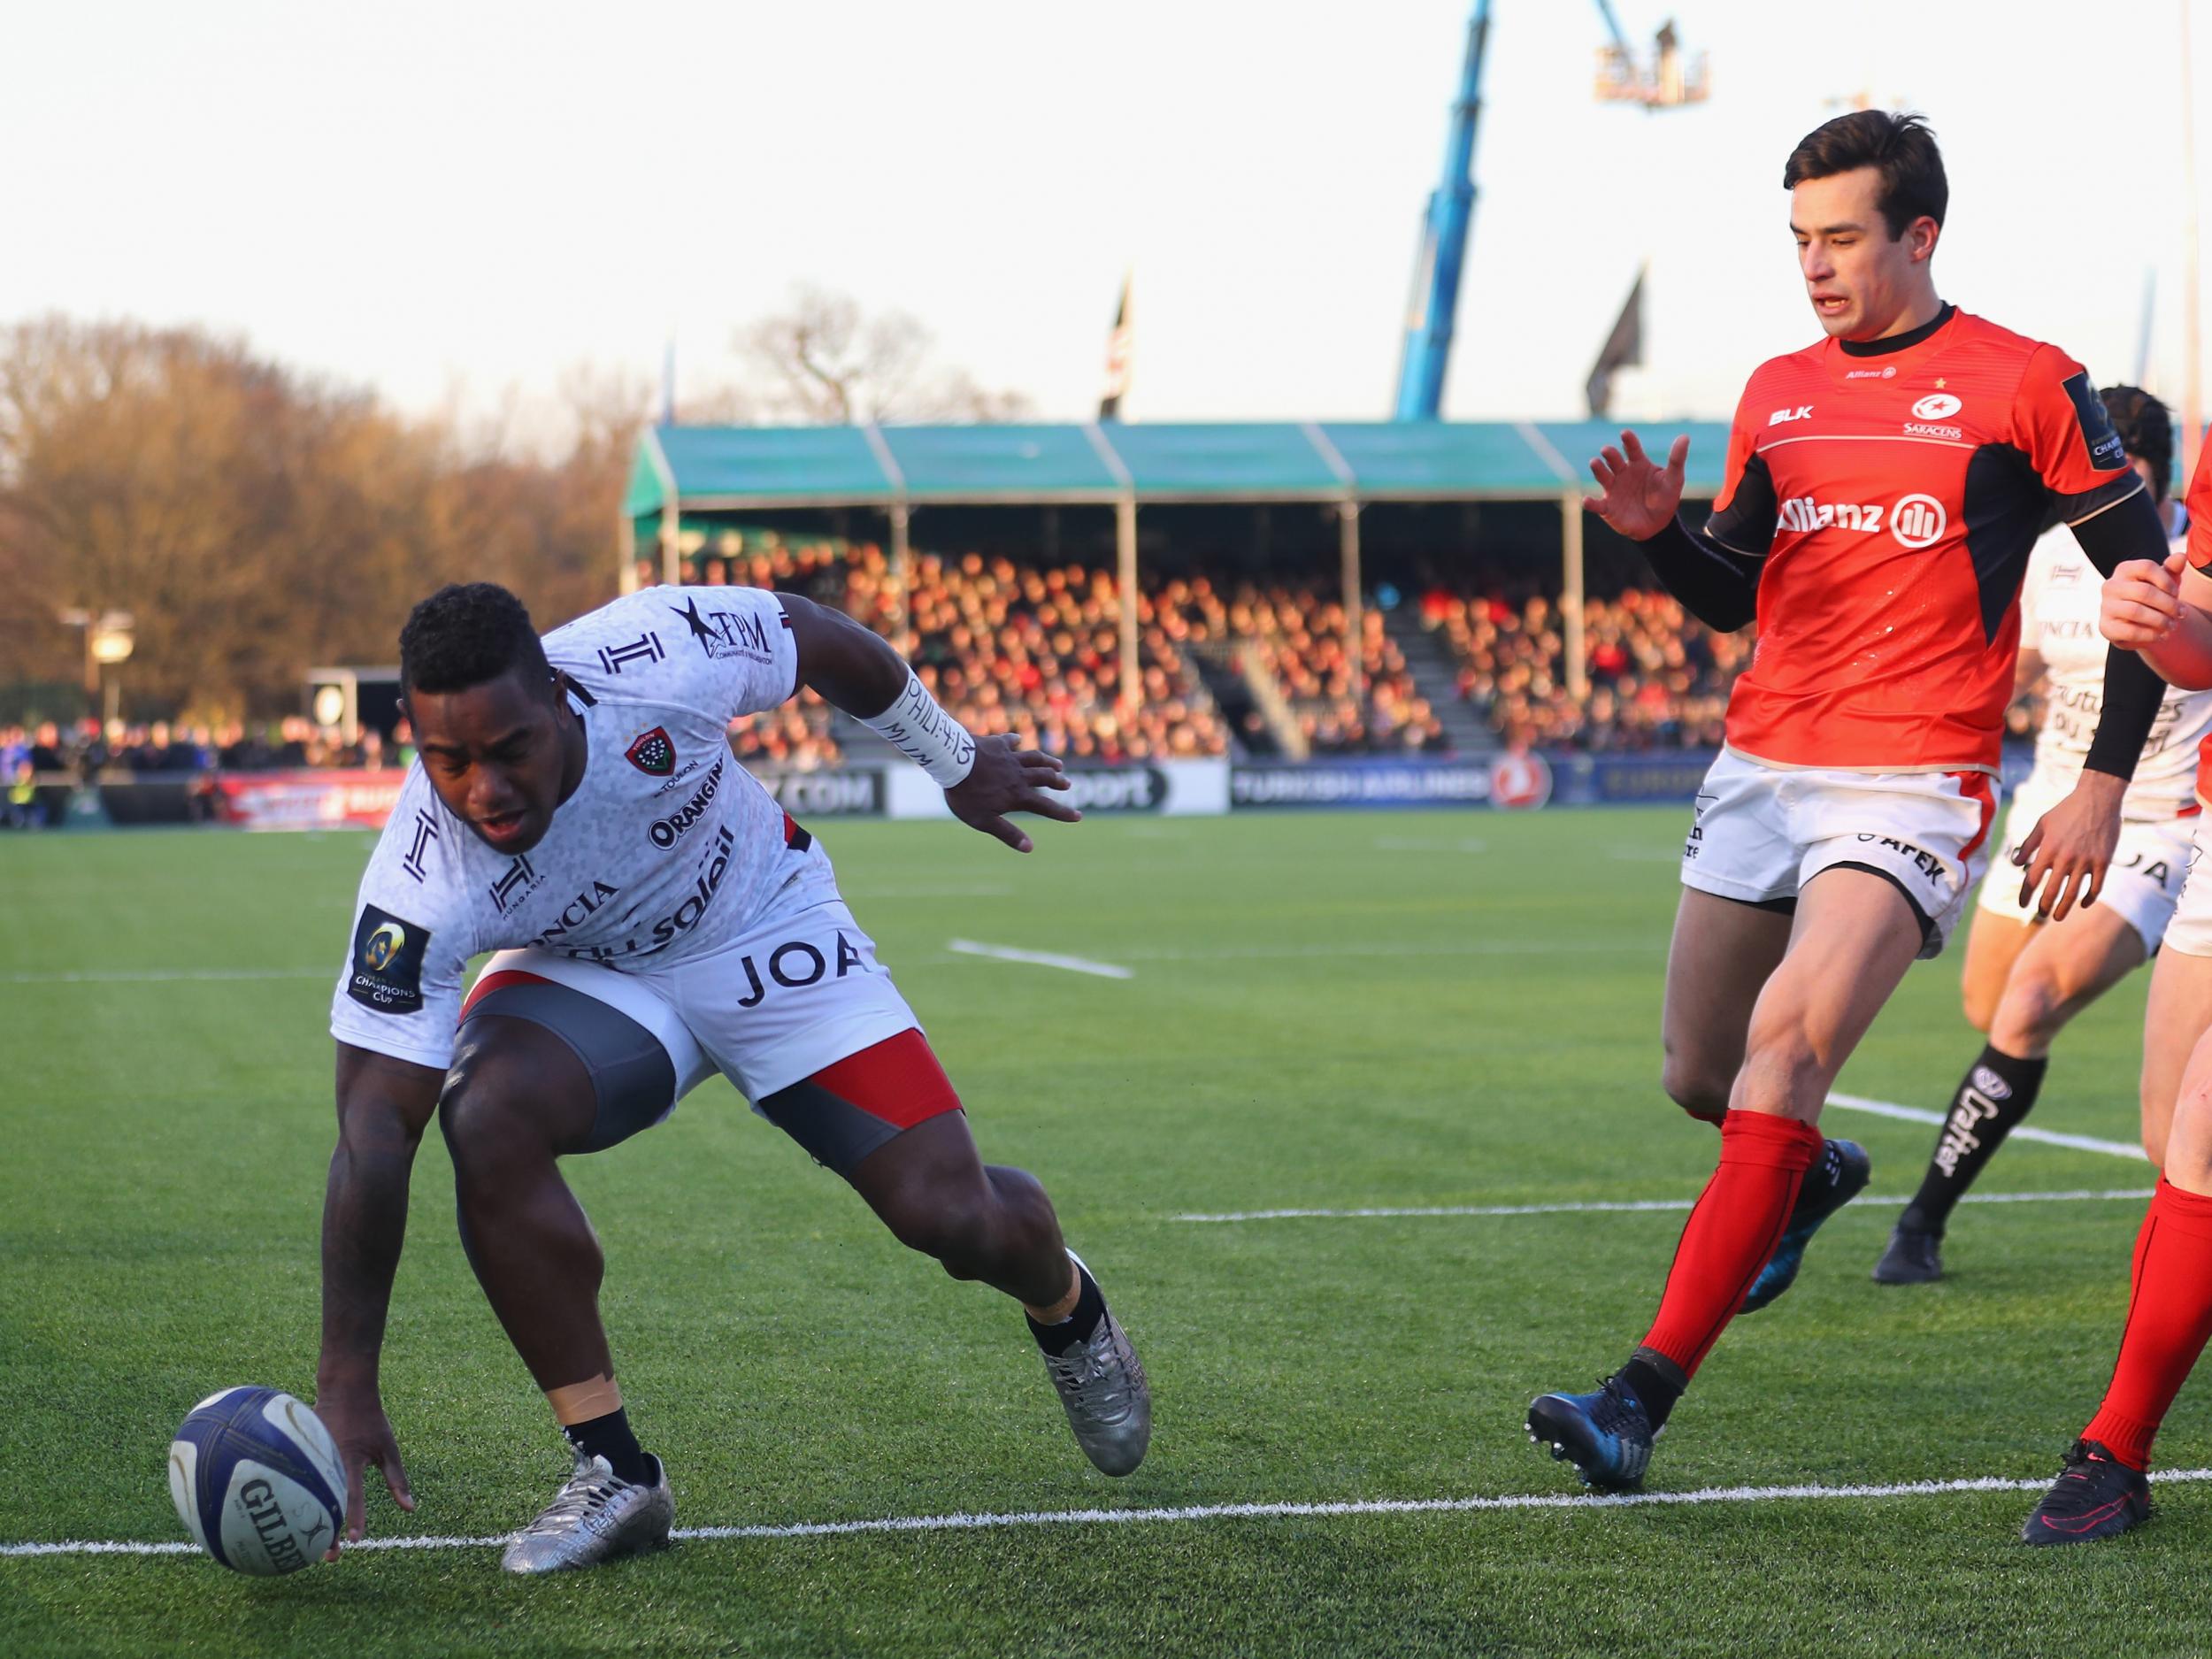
[315,580,1149,1573]
[1525,111,2174,1490]
[2021,438,2212,1543]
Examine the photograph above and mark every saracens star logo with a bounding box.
[626,727,676,776]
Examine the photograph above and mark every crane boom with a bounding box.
[1392,0,1491,421]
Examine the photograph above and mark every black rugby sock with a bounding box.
[563,1407,653,1486]
[1027,1263,1107,1356]
[1620,1348,1687,1432]
[1901,1043,2048,1236]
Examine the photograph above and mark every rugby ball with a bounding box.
[168,1387,346,1574]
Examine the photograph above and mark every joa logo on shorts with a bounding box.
[1776,492,1948,549]
[362,921,406,972]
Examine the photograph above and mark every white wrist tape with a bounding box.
[864,669,978,787]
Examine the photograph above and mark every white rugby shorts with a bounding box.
[1680,749,1997,959]
[2160,812,2212,959]
[1972,770,2194,953]
[472,883,922,1115]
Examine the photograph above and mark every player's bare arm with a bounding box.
[776,591,1079,853]
[2103,552,2212,690]
[314,1042,441,1556]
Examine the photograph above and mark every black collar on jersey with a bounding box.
[1837,302,1955,357]
[555,670,595,709]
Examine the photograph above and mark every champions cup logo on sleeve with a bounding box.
[2062,370,2129,471]
[348,904,430,1015]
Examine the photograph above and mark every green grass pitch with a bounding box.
[6,808,2212,1655]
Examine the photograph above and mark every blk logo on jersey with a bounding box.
[348,904,430,1015]
[401,810,439,883]
[672,597,773,664]
[1768,404,1814,426]
[597,634,665,675]
[488,856,539,916]
[626,727,677,776]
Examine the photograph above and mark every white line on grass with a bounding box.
[14,1466,2212,1559]
[944,940,1134,979]
[0,968,330,986]
[1173,1187,2153,1224]
[1828,1092,2148,1162]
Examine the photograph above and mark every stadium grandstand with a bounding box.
[616,418,1739,770]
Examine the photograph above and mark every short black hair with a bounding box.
[398,582,552,698]
[2101,385,2175,501]
[1783,111,1947,239]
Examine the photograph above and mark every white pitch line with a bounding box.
[945,939,1133,979]
[1828,1092,2148,1162]
[0,968,330,986]
[13,1467,2212,1559]
[1174,1187,2153,1224]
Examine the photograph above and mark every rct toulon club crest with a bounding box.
[626,727,676,776]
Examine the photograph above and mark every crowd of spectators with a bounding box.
[7,545,1780,830]
[1151,578,1447,756]
[1419,580,1747,751]
[664,536,1232,765]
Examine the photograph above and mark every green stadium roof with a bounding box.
[625,419,1733,518]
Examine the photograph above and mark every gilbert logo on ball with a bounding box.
[169,1387,347,1574]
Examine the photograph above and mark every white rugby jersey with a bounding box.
[331,586,827,1070]
[2019,503,2206,820]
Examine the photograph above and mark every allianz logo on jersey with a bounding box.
[1778,492,1949,549]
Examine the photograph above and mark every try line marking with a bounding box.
[12,1467,2212,1559]
[1174,1187,2152,1224]
[944,939,1133,979]
[1826,1091,2147,1162]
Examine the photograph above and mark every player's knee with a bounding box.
[1959,981,1998,1035]
[877,1175,998,1268]
[1660,1048,1732,1122]
[1732,1030,1826,1118]
[1988,972,2065,1056]
[436,1051,543,1179]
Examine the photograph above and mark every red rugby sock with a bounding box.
[2081,1179,2212,1471]
[1640,1110,1823,1378]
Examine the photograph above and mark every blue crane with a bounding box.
[1393,2,1704,420]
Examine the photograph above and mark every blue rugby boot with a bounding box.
[1740,1138,1870,1313]
[1526,1375,1656,1491]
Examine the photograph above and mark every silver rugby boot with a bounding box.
[500,1450,674,1574]
[1039,1251,1151,1476]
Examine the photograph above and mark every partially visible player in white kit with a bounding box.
[313,580,1149,1575]
[1874,389,2205,1283]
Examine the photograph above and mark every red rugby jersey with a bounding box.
[1705,306,2140,772]
[2181,440,2212,803]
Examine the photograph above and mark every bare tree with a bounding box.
[736,284,1031,425]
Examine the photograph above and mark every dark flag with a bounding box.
[1586,266,1646,419]
[1100,273,1133,421]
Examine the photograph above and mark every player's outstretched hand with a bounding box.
[945,733,1079,853]
[313,1384,415,1560]
[2015,770,2124,922]
[1586,430,1689,541]
[2100,550,2188,648]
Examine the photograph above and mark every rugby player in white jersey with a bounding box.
[1874,389,2206,1283]
[314,580,1148,1573]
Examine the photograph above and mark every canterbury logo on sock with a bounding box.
[1970,1065,2012,1101]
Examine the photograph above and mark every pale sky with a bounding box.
[5,0,2206,442]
